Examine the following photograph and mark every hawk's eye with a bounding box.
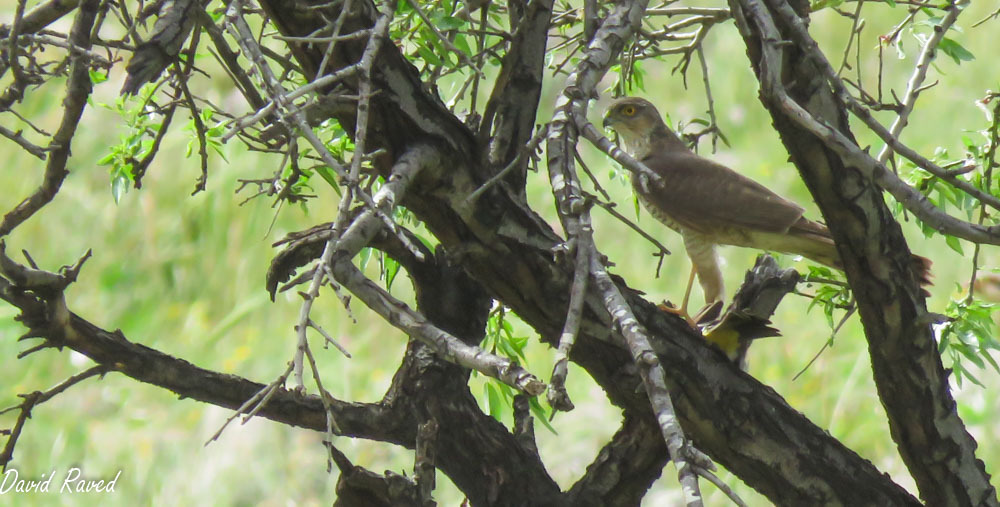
[622,106,636,115]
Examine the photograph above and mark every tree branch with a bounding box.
[732,0,997,503]
[0,0,99,237]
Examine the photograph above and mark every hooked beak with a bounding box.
[602,115,615,131]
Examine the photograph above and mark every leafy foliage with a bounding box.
[95,84,165,202]
[940,296,1000,387]
[476,306,555,433]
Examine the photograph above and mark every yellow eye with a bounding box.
[622,106,636,115]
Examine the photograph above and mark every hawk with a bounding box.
[602,97,852,314]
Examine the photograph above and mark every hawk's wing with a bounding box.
[634,151,807,235]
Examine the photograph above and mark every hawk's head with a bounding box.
[602,97,681,158]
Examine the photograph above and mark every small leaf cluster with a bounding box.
[939,296,1000,387]
[94,84,165,203]
[804,266,853,331]
[476,306,555,433]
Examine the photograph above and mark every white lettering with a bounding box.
[60,467,81,493]
[0,469,16,494]
[38,470,53,492]
[104,470,120,492]
[1,467,119,495]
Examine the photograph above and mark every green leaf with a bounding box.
[938,37,975,65]
[955,357,985,387]
[957,342,986,369]
[485,383,503,421]
[805,265,835,280]
[944,234,964,254]
[97,152,116,165]
[434,15,465,30]
[501,319,514,338]
[982,347,1000,374]
[413,233,436,250]
[111,173,129,203]
[810,0,843,11]
[453,34,472,57]
[497,339,519,362]
[416,45,443,67]
[530,397,557,434]
[211,143,228,162]
[938,328,951,353]
[314,166,341,194]
[89,70,108,84]
[359,247,373,272]
[383,256,400,291]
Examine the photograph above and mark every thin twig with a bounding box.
[308,318,351,357]
[0,0,99,237]
[206,361,295,445]
[464,124,549,205]
[586,193,671,257]
[1,365,109,470]
[404,0,484,78]
[793,301,857,381]
[0,124,46,160]
[693,466,749,507]
[836,0,864,76]
[876,0,964,165]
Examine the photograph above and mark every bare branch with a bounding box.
[738,0,998,502]
[755,0,1000,242]
[0,124,46,160]
[0,0,79,38]
[589,249,704,507]
[741,0,1000,245]
[1,365,109,470]
[876,1,964,165]
[543,0,705,502]
[547,233,590,412]
[0,0,99,237]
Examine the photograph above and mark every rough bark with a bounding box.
[247,0,925,503]
[728,0,997,504]
[5,0,992,504]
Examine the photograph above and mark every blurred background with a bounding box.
[2,1,998,505]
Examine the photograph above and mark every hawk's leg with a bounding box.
[684,234,725,305]
[659,266,698,325]
[680,265,696,316]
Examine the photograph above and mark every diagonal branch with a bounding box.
[248,0,931,503]
[734,0,997,503]
[760,0,1000,230]
[0,0,79,38]
[0,0,99,237]
[543,0,705,504]
[589,248,704,507]
[876,1,964,164]
[0,364,109,470]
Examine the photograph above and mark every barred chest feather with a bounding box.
[632,176,756,247]
[632,179,683,233]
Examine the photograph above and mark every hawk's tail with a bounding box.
[912,254,934,290]
[791,218,932,290]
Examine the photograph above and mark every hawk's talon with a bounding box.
[656,302,697,328]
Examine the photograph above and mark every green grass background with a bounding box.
[2,2,999,505]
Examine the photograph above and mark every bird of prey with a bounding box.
[601,97,851,315]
